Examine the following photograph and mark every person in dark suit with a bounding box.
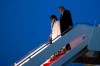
[58,6,73,50]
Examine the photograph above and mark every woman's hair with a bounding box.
[50,15,58,20]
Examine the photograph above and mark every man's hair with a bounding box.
[58,6,65,10]
[50,15,58,20]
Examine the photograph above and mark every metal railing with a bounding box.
[14,26,73,66]
[14,22,97,66]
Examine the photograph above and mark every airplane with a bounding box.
[14,23,100,66]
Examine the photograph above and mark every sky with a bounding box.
[0,0,100,66]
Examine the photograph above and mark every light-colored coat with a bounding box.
[51,20,61,43]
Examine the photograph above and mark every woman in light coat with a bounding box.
[50,15,61,43]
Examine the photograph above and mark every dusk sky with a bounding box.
[0,0,100,66]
